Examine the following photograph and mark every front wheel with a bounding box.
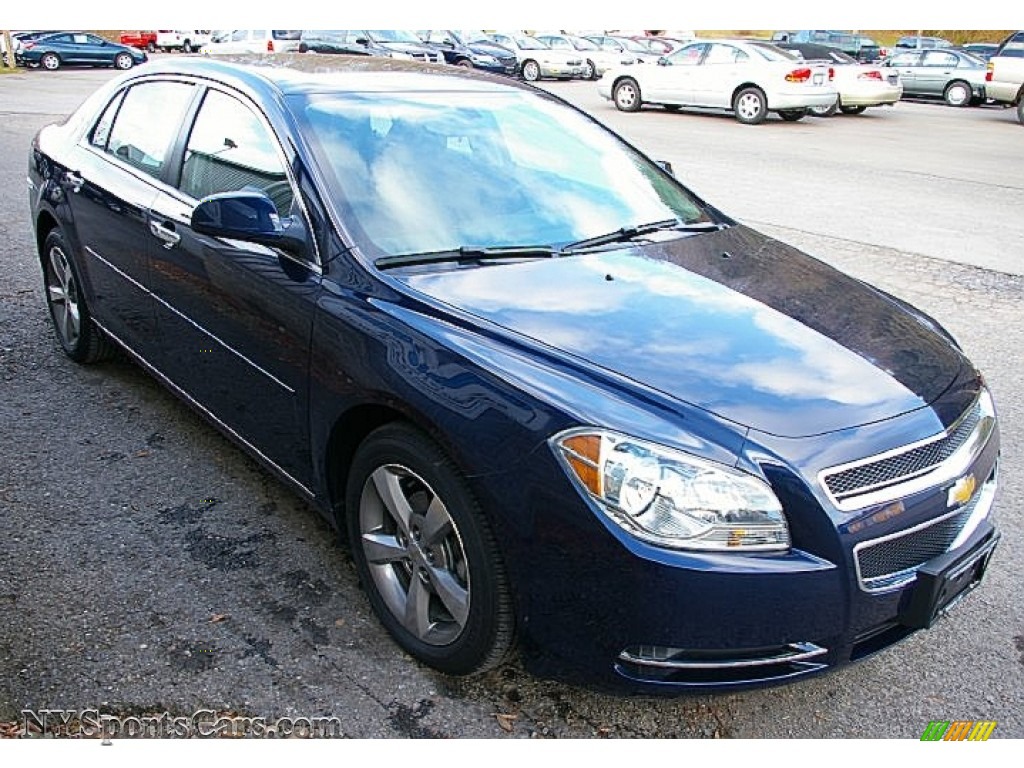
[583,59,596,80]
[733,86,767,124]
[839,104,867,115]
[40,52,60,71]
[42,230,114,363]
[1017,98,1024,125]
[943,80,971,107]
[613,77,642,112]
[146,41,156,53]
[456,59,474,69]
[521,59,540,82]
[778,108,808,122]
[346,423,514,676]
[114,53,134,70]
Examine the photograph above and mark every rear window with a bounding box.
[272,30,302,40]
[997,31,1024,57]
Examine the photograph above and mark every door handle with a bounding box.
[149,220,181,248]
[65,171,84,193]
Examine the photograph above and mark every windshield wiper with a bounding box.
[376,245,561,270]
[563,219,725,252]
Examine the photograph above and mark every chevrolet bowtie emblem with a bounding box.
[947,474,977,508]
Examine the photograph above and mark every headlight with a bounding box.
[552,429,789,552]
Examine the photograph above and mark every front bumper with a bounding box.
[541,63,583,78]
[513,396,1000,691]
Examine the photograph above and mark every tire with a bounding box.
[613,77,642,112]
[521,59,540,82]
[733,86,768,124]
[146,41,156,53]
[778,109,808,122]
[114,53,134,70]
[345,423,514,676]
[809,99,839,117]
[40,52,60,71]
[583,59,596,80]
[943,80,971,107]
[1017,98,1024,126]
[182,40,193,54]
[456,59,473,69]
[41,229,114,364]
[839,104,867,115]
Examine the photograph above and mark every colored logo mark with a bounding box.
[920,720,996,741]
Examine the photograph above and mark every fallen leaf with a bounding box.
[135,450,150,458]
[209,613,230,623]
[494,713,517,733]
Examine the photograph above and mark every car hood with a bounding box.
[396,226,966,438]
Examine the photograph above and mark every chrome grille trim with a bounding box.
[818,390,995,512]
[853,471,996,593]
[618,642,826,670]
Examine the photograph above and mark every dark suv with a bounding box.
[298,30,443,63]
[415,30,518,76]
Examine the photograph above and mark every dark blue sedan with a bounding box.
[17,31,147,71]
[27,55,1000,691]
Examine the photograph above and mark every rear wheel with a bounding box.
[943,80,971,107]
[182,40,193,54]
[839,104,867,115]
[733,86,767,124]
[146,41,156,53]
[42,229,114,363]
[114,52,134,70]
[40,52,60,70]
[809,99,839,117]
[778,108,808,122]
[456,59,474,69]
[346,423,515,675]
[613,77,642,112]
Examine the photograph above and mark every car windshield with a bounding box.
[570,37,599,51]
[514,35,549,50]
[369,30,422,44]
[615,38,650,54]
[747,42,798,61]
[456,30,492,44]
[295,90,709,259]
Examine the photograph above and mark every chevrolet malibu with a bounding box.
[28,55,1000,690]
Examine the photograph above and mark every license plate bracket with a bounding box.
[899,533,998,630]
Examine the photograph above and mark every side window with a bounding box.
[704,44,742,64]
[178,89,293,214]
[923,51,957,67]
[105,82,196,179]
[231,30,248,42]
[668,43,706,66]
[891,52,919,67]
[90,90,126,150]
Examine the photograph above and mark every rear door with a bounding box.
[689,42,749,107]
[644,42,707,103]
[918,50,960,95]
[65,79,198,352]
[146,85,321,488]
[888,51,922,93]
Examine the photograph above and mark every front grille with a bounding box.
[824,400,982,499]
[857,501,976,584]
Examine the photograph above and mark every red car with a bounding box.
[119,31,157,53]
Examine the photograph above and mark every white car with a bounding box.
[156,30,211,53]
[200,30,302,55]
[778,44,902,116]
[600,38,839,124]
[536,34,637,80]
[487,32,583,81]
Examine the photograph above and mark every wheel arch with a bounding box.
[731,82,764,106]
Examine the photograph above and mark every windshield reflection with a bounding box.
[297,90,706,258]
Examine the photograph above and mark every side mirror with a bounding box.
[355,37,369,46]
[192,190,306,255]
[657,56,668,66]
[655,160,675,177]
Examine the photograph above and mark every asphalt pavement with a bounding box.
[0,64,1022,739]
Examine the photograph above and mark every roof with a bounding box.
[135,53,530,97]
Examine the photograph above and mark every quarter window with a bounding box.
[104,82,196,179]
[90,90,125,150]
[179,89,293,214]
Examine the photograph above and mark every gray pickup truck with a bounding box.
[985,31,1024,124]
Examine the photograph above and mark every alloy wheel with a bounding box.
[358,465,470,646]
[45,243,81,350]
